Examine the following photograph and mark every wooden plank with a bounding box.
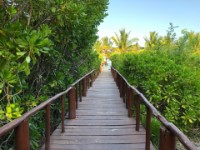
[52,128,145,136]
[56,125,144,129]
[77,104,125,109]
[81,97,122,99]
[79,100,123,103]
[76,104,125,108]
[76,109,127,114]
[76,112,127,116]
[64,119,136,126]
[75,115,131,120]
[50,135,146,144]
[46,143,146,150]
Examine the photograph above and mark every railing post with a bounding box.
[45,104,50,150]
[128,88,134,117]
[87,75,90,89]
[79,81,82,102]
[75,84,78,109]
[119,77,123,98]
[125,83,128,107]
[15,120,30,150]
[61,95,65,133]
[90,73,93,87]
[159,126,176,150]
[86,76,88,89]
[136,95,140,131]
[69,87,76,119]
[146,107,152,150]
[114,70,117,82]
[89,75,92,87]
[122,81,125,102]
[126,85,130,111]
[116,73,120,88]
[82,78,87,97]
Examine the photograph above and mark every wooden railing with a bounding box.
[0,69,99,150]
[111,67,198,150]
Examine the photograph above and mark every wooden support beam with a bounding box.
[159,126,176,150]
[61,95,65,133]
[136,95,140,131]
[128,88,134,117]
[145,107,151,150]
[69,87,76,119]
[16,120,30,150]
[45,104,50,150]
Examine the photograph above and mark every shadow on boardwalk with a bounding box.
[44,70,154,150]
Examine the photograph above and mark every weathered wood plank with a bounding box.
[45,143,146,150]
[56,125,144,129]
[64,119,136,126]
[62,123,136,126]
[79,100,123,103]
[76,112,127,116]
[50,135,146,144]
[77,105,125,109]
[74,115,132,119]
[52,127,145,136]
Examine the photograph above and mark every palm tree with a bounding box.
[111,28,138,53]
[93,36,113,58]
[188,32,200,52]
[144,31,162,50]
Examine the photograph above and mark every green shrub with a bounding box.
[111,50,200,133]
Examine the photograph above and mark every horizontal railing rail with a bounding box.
[0,69,100,150]
[111,67,197,150]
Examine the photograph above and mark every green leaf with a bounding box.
[16,39,27,48]
[189,119,193,123]
[37,38,50,46]
[43,47,50,51]
[23,61,30,75]
[0,82,4,88]
[6,106,12,113]
[26,56,31,63]
[29,33,38,46]
[16,52,26,56]
[24,65,30,75]
[51,7,56,13]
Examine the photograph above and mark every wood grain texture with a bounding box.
[43,70,154,150]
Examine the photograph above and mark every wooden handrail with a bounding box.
[0,69,98,150]
[111,67,197,150]
[71,70,95,86]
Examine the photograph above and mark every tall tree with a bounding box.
[188,32,200,52]
[144,31,162,50]
[111,28,138,53]
[94,36,113,58]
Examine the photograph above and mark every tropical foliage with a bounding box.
[144,31,162,50]
[95,28,139,58]
[0,0,108,149]
[111,28,139,52]
[94,36,113,58]
[111,25,200,134]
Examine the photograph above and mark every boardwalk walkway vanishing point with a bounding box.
[45,69,153,150]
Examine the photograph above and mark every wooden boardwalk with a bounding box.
[47,69,153,150]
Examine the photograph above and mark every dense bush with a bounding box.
[0,0,108,149]
[111,50,200,132]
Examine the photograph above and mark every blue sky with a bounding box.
[97,0,200,46]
